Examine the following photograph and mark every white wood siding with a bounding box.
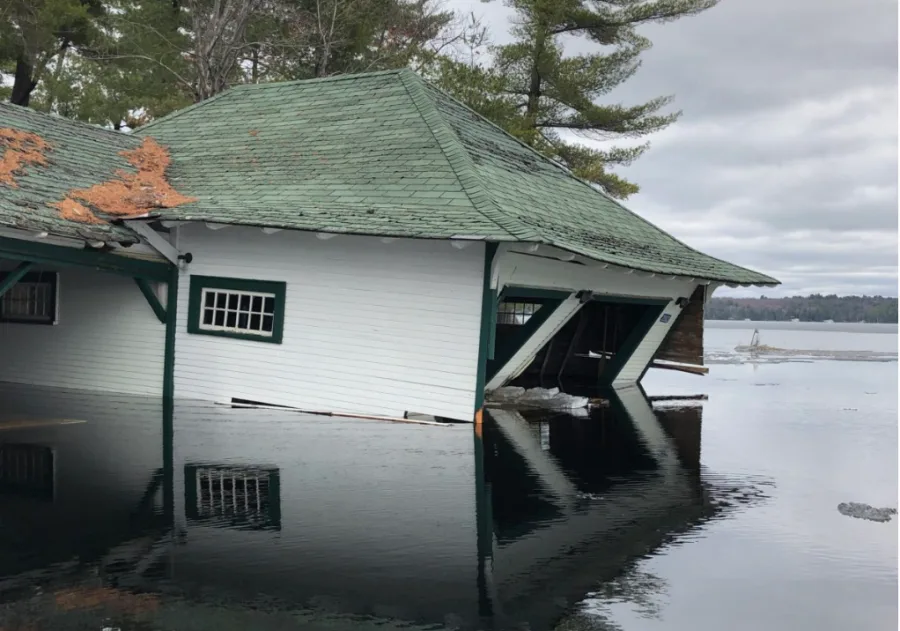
[172,225,484,421]
[171,400,479,619]
[613,299,683,384]
[0,264,165,395]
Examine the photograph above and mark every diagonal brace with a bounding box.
[0,261,35,299]
[135,277,167,324]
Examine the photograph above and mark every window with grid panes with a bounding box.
[497,301,540,325]
[0,271,58,324]
[188,276,286,343]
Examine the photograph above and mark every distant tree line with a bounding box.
[706,295,899,323]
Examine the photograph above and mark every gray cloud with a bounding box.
[448,0,898,297]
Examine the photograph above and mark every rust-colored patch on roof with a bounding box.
[249,129,259,137]
[0,128,51,187]
[54,586,159,614]
[55,136,196,224]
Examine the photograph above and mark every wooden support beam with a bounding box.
[486,294,583,391]
[475,243,499,414]
[0,236,171,281]
[650,362,709,376]
[0,261,35,298]
[557,308,588,384]
[124,221,182,266]
[134,278,167,324]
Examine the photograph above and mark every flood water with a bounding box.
[0,322,896,630]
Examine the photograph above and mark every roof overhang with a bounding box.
[0,227,171,282]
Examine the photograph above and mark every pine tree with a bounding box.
[431,0,718,199]
[0,0,106,106]
[15,0,463,126]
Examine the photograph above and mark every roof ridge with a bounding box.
[0,101,139,143]
[136,88,238,134]
[397,70,535,241]
[138,70,405,134]
[409,73,776,284]
[232,68,405,91]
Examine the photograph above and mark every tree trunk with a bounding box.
[43,42,71,113]
[10,56,38,107]
[525,31,546,131]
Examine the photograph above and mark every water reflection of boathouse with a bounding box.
[0,383,763,630]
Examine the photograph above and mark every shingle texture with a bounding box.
[0,102,139,242]
[0,69,777,285]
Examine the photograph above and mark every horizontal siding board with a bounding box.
[175,354,476,390]
[0,264,165,395]
[175,350,476,384]
[173,225,483,420]
[174,373,471,416]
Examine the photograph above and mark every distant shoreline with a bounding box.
[705,320,898,334]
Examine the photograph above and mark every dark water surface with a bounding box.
[0,324,896,630]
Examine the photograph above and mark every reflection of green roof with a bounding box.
[0,70,778,285]
[0,102,139,242]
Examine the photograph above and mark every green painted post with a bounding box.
[162,267,178,522]
[0,261,34,298]
[474,421,494,617]
[163,267,178,403]
[474,243,498,416]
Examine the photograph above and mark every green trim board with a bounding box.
[475,243,499,412]
[187,275,287,344]
[588,294,671,306]
[135,278,167,324]
[601,303,668,384]
[488,285,499,361]
[0,236,171,282]
[501,286,572,300]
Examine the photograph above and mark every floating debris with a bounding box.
[837,502,897,523]
[488,386,589,410]
[731,329,897,363]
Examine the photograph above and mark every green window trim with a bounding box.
[187,275,286,344]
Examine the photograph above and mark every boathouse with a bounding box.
[0,69,778,422]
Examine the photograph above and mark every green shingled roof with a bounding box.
[139,69,775,285]
[0,69,777,285]
[0,102,139,243]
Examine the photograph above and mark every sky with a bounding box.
[447,0,899,297]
